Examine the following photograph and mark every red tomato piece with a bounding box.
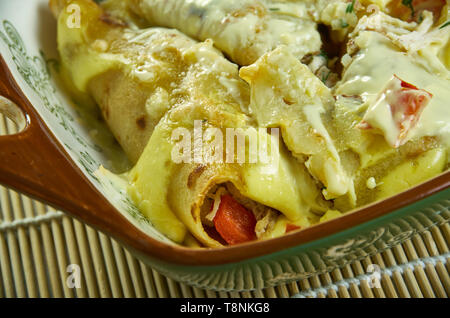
[285,224,301,233]
[390,75,432,144]
[390,0,445,23]
[213,195,257,245]
[358,75,432,148]
[412,0,446,20]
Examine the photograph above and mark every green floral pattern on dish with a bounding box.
[0,19,169,242]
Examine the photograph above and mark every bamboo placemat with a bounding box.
[0,113,449,298]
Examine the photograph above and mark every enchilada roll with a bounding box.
[51,0,247,242]
[129,109,329,247]
[332,10,449,209]
[52,0,249,163]
[240,46,354,201]
[240,8,450,208]
[51,0,328,245]
[122,0,322,66]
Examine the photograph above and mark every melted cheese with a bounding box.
[240,46,352,199]
[128,0,321,65]
[376,147,447,200]
[336,31,450,151]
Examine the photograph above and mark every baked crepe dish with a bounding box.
[50,0,450,247]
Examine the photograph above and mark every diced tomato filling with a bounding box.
[390,0,445,23]
[390,76,432,143]
[412,0,446,20]
[213,195,257,245]
[358,75,432,148]
[285,224,301,233]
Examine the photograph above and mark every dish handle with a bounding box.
[0,54,178,264]
[0,54,126,233]
[0,58,87,208]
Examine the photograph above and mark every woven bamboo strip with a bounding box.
[320,273,340,298]
[331,269,351,298]
[412,234,446,297]
[440,224,450,275]
[98,232,123,297]
[71,220,99,297]
[251,289,264,298]
[179,282,193,298]
[0,190,26,297]
[139,261,157,298]
[124,250,146,297]
[192,287,206,298]
[342,264,363,298]
[9,191,38,297]
[391,244,422,297]
[0,263,3,298]
[263,287,277,298]
[228,291,241,298]
[307,274,326,298]
[21,197,50,297]
[285,282,298,297]
[275,283,290,298]
[295,278,312,297]
[374,252,397,298]
[240,291,252,298]
[167,277,183,298]
[85,227,112,297]
[35,202,64,297]
[0,210,15,297]
[151,268,169,298]
[218,291,229,298]
[61,216,88,297]
[350,261,375,298]
[401,239,433,297]
[49,211,75,298]
[111,240,135,297]
[429,227,450,296]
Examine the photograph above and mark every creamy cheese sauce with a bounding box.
[336,31,450,151]
[131,0,321,64]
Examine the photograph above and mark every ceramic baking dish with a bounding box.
[0,0,449,291]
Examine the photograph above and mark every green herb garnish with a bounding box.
[402,0,415,19]
[340,19,349,28]
[346,0,356,14]
[322,71,331,83]
[269,7,280,11]
[319,49,329,61]
[440,21,450,29]
[417,13,424,23]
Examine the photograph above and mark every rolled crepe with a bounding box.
[52,0,328,245]
[121,0,322,66]
[53,0,249,163]
[240,46,353,200]
[239,12,449,211]
[129,112,329,247]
